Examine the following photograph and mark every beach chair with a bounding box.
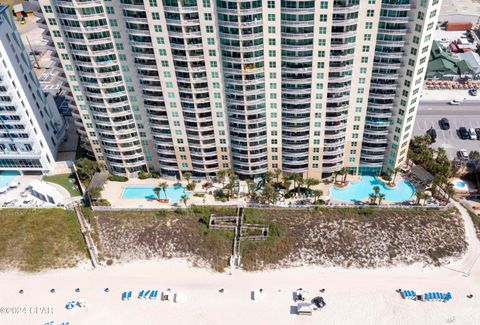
[428,292,433,301]
[438,293,444,301]
[122,292,127,301]
[138,290,145,299]
[150,290,158,300]
[402,290,410,299]
[423,293,429,301]
[143,290,151,299]
[127,291,132,300]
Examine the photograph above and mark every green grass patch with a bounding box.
[0,209,88,272]
[43,173,81,197]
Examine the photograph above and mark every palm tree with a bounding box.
[180,194,189,207]
[217,169,228,187]
[305,178,320,190]
[446,184,455,201]
[340,167,349,184]
[229,173,238,197]
[373,186,381,196]
[312,189,323,203]
[378,193,386,205]
[392,166,402,185]
[333,171,339,183]
[369,193,377,205]
[159,181,168,199]
[183,172,192,184]
[289,173,303,193]
[415,192,424,205]
[274,168,282,183]
[297,177,305,195]
[263,171,274,184]
[261,183,277,204]
[246,179,256,198]
[153,187,161,201]
[283,179,292,191]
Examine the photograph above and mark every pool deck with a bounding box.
[102,178,243,209]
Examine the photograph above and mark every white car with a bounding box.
[469,128,477,140]
[457,149,469,160]
[449,99,462,105]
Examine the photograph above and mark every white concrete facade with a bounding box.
[0,5,65,174]
[38,0,441,179]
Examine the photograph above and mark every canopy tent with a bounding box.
[29,180,64,205]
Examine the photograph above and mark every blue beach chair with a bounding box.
[127,291,132,300]
[445,292,452,302]
[143,290,151,299]
[122,291,127,301]
[138,290,145,299]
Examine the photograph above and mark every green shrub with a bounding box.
[138,171,150,179]
[108,175,128,182]
[186,183,196,191]
[193,193,205,198]
[97,199,111,206]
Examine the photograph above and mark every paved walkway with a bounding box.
[449,200,480,283]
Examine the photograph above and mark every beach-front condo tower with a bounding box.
[39,0,231,178]
[39,0,441,179]
[0,5,65,174]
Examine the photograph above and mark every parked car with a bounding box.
[470,88,478,96]
[458,149,469,160]
[426,127,437,142]
[449,99,462,105]
[475,128,480,139]
[469,128,477,140]
[439,118,450,130]
[459,127,469,139]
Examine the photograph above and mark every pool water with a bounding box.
[453,179,467,190]
[0,171,20,188]
[122,185,190,203]
[330,175,415,203]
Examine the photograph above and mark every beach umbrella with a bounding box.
[65,301,76,310]
[104,288,110,293]
[75,288,80,293]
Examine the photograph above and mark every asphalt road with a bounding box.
[414,101,480,159]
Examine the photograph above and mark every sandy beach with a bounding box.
[0,202,479,325]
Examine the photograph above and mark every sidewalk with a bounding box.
[420,88,474,102]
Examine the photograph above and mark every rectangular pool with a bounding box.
[121,185,190,203]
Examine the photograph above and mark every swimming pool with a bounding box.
[452,179,468,191]
[0,171,20,188]
[330,175,415,203]
[121,185,190,203]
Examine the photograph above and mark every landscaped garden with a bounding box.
[43,173,82,197]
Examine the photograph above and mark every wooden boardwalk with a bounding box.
[74,204,99,268]
[209,206,268,269]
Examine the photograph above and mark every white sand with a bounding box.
[0,202,479,325]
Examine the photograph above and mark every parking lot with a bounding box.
[413,102,480,159]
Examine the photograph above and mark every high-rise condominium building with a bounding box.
[39,0,441,179]
[0,5,65,174]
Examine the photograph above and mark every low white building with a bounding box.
[0,5,65,174]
